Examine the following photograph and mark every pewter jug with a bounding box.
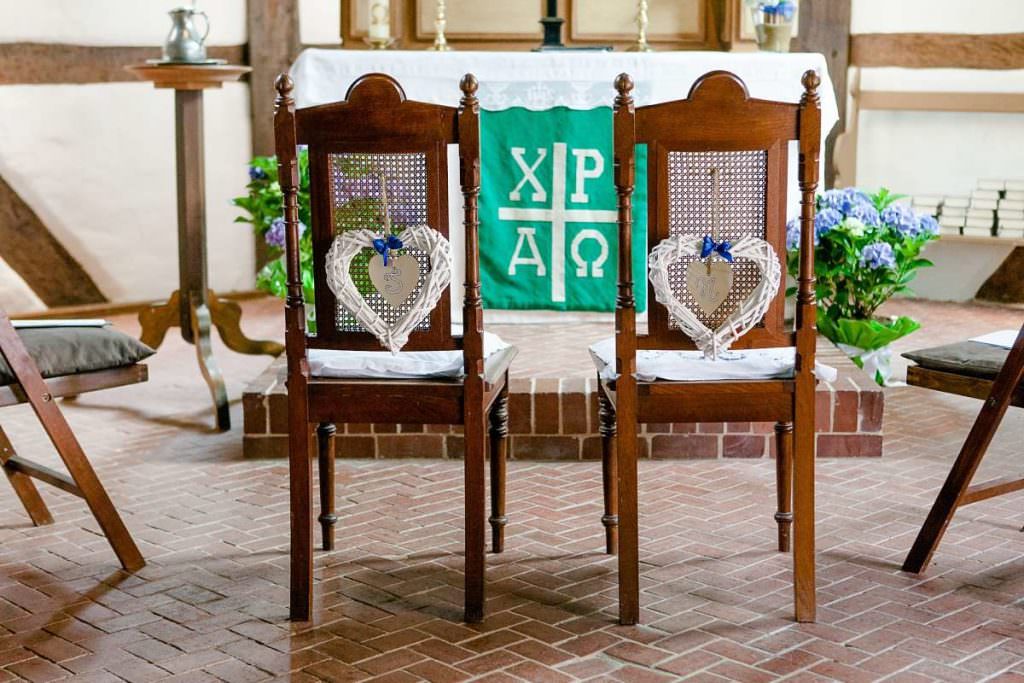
[163,7,210,62]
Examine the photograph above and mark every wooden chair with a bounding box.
[0,312,148,571]
[902,322,1024,574]
[274,73,516,622]
[602,70,821,625]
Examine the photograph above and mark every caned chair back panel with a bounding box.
[628,71,803,351]
[294,74,462,352]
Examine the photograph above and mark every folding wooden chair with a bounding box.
[274,73,516,622]
[0,311,149,571]
[902,322,1024,574]
[601,70,822,625]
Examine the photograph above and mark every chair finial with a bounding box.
[801,70,821,103]
[275,73,295,104]
[615,73,634,97]
[460,73,478,96]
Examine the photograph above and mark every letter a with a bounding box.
[508,227,547,276]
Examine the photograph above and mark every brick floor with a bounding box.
[0,297,1023,681]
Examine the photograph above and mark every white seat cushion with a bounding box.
[309,331,510,379]
[589,337,838,383]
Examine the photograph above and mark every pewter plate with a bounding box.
[145,58,228,66]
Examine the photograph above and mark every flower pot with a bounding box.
[755,21,793,52]
[818,315,921,386]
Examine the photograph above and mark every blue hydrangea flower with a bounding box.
[860,241,896,270]
[334,173,424,228]
[815,207,843,239]
[265,218,307,249]
[786,218,802,250]
[881,203,925,238]
[846,201,881,227]
[818,188,878,224]
[249,166,268,182]
[918,213,939,237]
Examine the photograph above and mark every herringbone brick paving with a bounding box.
[1,298,1022,681]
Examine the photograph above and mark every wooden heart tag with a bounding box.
[686,260,733,315]
[369,253,420,307]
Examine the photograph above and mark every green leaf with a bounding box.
[818,315,921,351]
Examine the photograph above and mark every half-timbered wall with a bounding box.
[0,0,341,314]
[846,0,1024,302]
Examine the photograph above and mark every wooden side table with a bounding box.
[127,63,284,431]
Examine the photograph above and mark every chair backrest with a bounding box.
[613,69,821,352]
[273,72,482,355]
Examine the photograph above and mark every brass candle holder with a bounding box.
[428,0,452,51]
[627,0,653,52]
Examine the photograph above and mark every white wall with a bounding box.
[848,0,1024,301]
[0,1,256,312]
[0,1,248,45]
[300,0,343,45]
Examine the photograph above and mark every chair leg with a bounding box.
[598,385,618,555]
[0,425,53,526]
[317,422,337,552]
[774,421,794,553]
[792,415,816,623]
[488,386,509,554]
[465,413,487,623]
[290,421,314,621]
[617,410,640,626]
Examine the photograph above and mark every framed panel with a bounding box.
[570,0,704,43]
[415,0,541,41]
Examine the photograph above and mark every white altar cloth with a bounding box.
[291,49,838,126]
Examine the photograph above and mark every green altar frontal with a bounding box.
[480,107,648,312]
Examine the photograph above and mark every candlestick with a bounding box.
[627,0,653,52]
[428,0,452,51]
[365,0,394,49]
[537,0,565,49]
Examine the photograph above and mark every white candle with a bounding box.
[369,0,390,41]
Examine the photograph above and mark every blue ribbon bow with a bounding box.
[700,235,734,263]
[372,235,403,265]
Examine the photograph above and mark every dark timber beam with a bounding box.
[792,0,851,189]
[0,174,106,306]
[0,43,245,85]
[977,248,1024,304]
[247,0,301,156]
[851,33,1024,70]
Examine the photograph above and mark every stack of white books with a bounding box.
[912,195,942,215]
[938,196,968,234]
[964,189,998,236]
[978,178,1006,192]
[998,183,1024,237]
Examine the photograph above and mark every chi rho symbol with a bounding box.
[499,142,616,303]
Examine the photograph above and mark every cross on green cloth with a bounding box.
[480,107,648,312]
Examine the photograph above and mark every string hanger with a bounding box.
[698,166,734,268]
[709,168,719,274]
[378,172,392,237]
[372,172,403,266]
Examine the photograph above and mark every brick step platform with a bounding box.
[243,324,883,459]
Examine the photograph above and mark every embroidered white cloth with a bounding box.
[588,336,838,383]
[291,49,838,123]
[969,329,1019,350]
[309,331,509,379]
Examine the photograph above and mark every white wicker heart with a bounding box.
[325,224,452,353]
[648,234,781,360]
